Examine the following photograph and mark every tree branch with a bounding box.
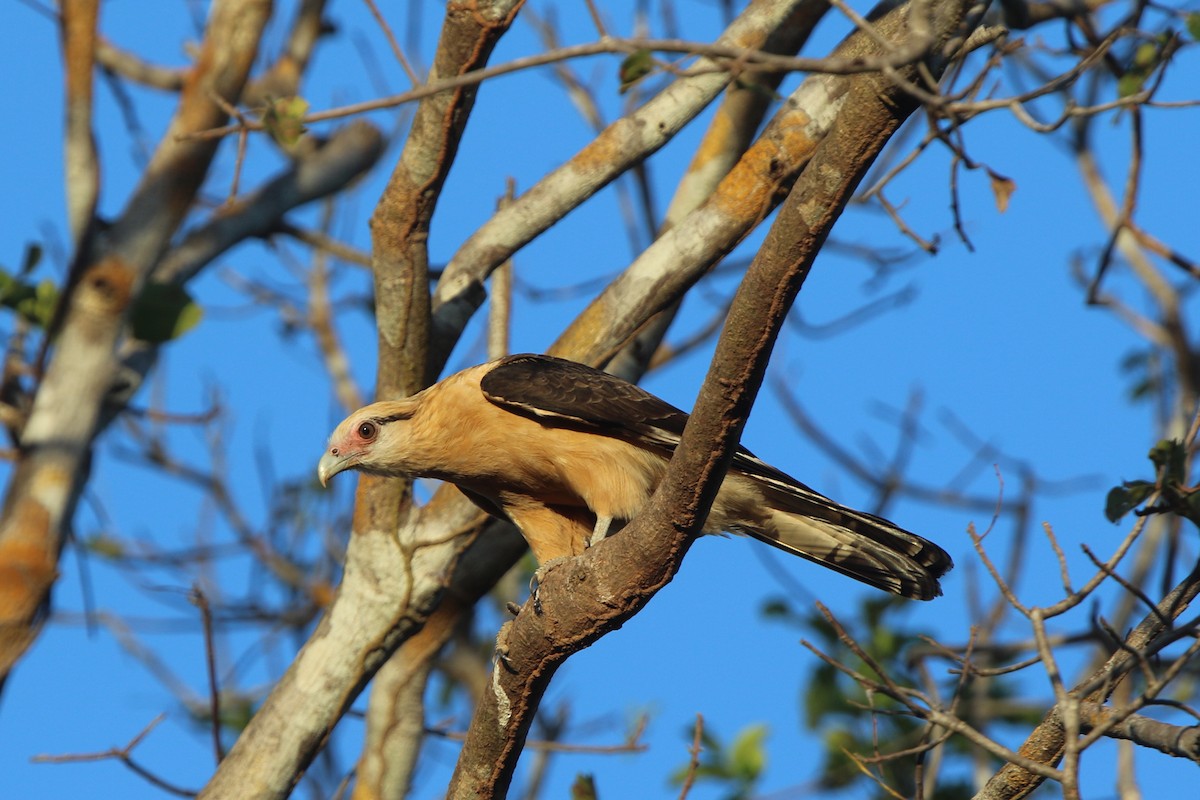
[1078,700,1200,762]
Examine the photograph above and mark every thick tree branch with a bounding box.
[357,1,523,796]
[1078,701,1200,762]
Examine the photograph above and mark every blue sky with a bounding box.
[3,1,1198,798]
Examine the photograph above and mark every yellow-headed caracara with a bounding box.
[318,354,953,599]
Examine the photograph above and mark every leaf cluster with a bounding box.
[1106,438,1200,528]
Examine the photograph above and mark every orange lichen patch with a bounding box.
[308,580,336,609]
[0,537,57,677]
[709,110,818,220]
[79,256,136,317]
[573,126,635,176]
[0,539,58,619]
[688,109,737,171]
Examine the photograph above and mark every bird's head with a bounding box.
[318,400,417,487]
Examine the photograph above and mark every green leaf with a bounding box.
[1132,40,1161,69]
[1117,72,1144,98]
[1105,480,1155,523]
[761,596,800,623]
[0,271,59,329]
[27,279,58,328]
[570,773,597,800]
[804,663,845,727]
[728,724,768,781]
[1188,13,1200,42]
[1148,438,1186,484]
[83,533,126,559]
[618,49,654,94]
[261,96,309,148]
[1183,491,1200,526]
[20,243,42,275]
[131,282,203,343]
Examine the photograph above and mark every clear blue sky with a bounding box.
[2,1,1198,799]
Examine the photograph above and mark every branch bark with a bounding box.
[1078,700,1200,762]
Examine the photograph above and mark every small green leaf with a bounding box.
[261,96,309,148]
[804,663,847,727]
[570,774,597,800]
[131,282,203,343]
[83,533,126,559]
[728,724,768,782]
[1105,480,1155,523]
[0,267,56,327]
[1132,41,1161,69]
[618,49,654,94]
[1187,13,1200,42]
[20,243,43,275]
[1117,72,1144,98]
[1149,439,1186,484]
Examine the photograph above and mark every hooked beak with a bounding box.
[317,449,352,488]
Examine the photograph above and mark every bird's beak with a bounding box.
[317,450,350,488]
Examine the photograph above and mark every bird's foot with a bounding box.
[505,601,522,617]
[494,627,516,673]
[529,556,570,615]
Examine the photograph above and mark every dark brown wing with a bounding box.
[480,354,691,450]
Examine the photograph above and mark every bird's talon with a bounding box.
[505,601,522,616]
[493,644,516,673]
[529,571,545,615]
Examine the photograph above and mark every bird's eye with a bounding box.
[358,421,377,440]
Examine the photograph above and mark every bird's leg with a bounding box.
[588,514,613,548]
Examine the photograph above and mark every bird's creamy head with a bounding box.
[318,400,416,487]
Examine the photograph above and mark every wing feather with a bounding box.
[481,354,690,451]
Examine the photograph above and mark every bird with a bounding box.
[318,353,952,599]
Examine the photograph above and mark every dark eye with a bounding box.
[358,421,377,440]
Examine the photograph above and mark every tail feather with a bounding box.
[721,458,953,600]
[747,509,950,599]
